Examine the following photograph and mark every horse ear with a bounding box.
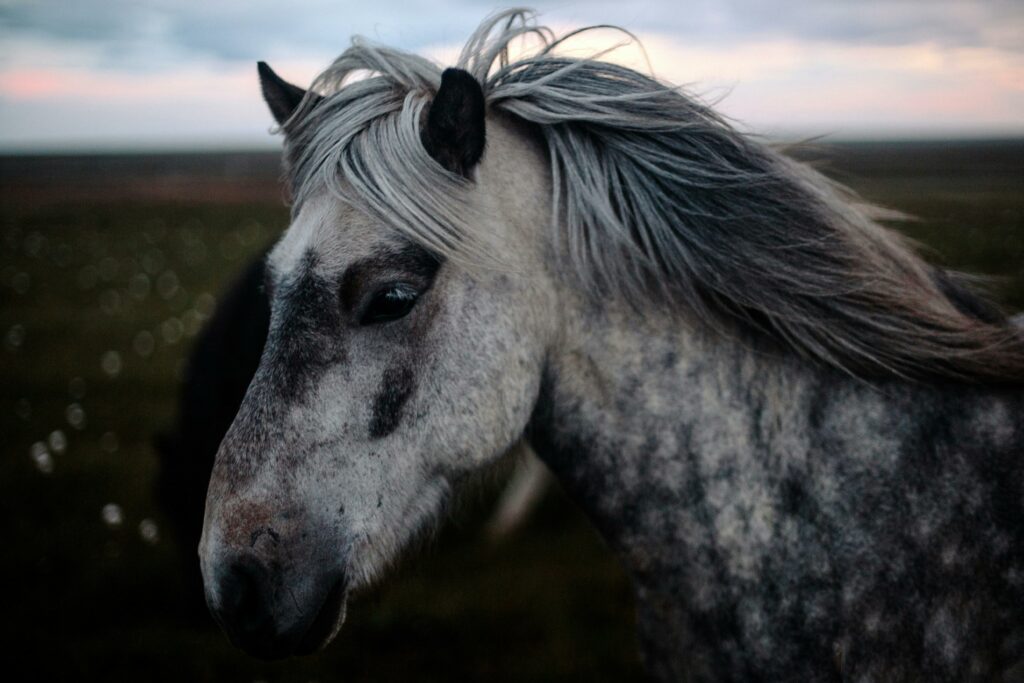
[422,68,486,176]
[258,61,316,126]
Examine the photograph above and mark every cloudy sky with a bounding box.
[1,0,1021,150]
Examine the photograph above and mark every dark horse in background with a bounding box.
[155,252,270,617]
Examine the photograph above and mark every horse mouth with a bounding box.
[294,578,348,656]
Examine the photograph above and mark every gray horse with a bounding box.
[199,11,1024,681]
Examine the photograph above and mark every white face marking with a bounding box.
[268,201,325,278]
[268,195,372,283]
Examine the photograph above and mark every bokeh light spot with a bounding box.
[101,503,123,527]
[101,350,123,377]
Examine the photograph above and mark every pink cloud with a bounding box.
[0,69,68,98]
[0,60,321,102]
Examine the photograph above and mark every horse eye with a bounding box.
[359,283,421,325]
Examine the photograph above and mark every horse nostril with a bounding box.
[216,556,274,638]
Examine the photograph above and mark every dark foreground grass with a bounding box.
[1,140,1022,681]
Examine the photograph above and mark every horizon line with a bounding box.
[3,130,1024,157]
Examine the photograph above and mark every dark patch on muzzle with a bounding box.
[369,366,415,438]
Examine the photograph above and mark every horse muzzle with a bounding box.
[203,547,348,659]
[199,499,349,660]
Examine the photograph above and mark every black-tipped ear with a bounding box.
[258,61,313,126]
[422,68,486,176]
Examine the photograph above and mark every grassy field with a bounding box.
[1,140,1022,681]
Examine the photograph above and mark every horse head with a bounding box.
[199,63,557,658]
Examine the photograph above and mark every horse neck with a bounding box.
[525,294,1018,577]
[528,299,799,544]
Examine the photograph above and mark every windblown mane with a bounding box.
[282,9,1024,384]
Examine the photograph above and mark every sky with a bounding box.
[0,0,1022,151]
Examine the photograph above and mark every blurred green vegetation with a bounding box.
[1,140,1022,681]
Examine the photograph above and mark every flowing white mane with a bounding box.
[281,9,1024,383]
